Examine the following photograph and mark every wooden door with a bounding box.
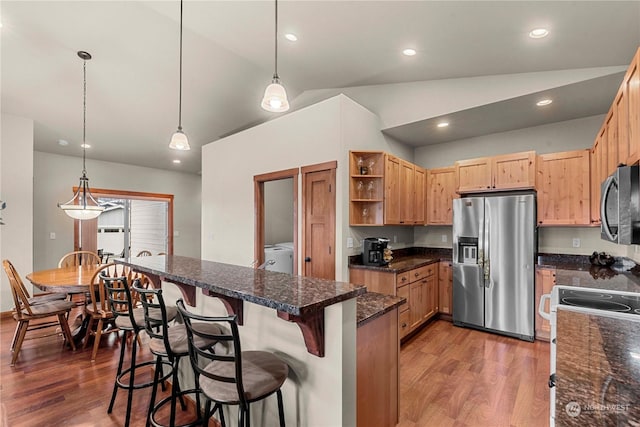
[384,154,401,225]
[426,167,457,225]
[399,160,415,224]
[302,162,336,280]
[627,49,640,165]
[606,109,618,175]
[438,261,452,315]
[414,166,426,225]
[455,157,492,193]
[536,150,591,225]
[492,151,536,190]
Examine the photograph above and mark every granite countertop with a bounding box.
[116,255,366,316]
[537,253,640,293]
[356,292,406,328]
[349,247,452,273]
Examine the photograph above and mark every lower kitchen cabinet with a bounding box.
[438,261,452,316]
[349,262,439,340]
[535,266,556,341]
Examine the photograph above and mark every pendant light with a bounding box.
[261,0,290,112]
[169,0,190,150]
[58,51,104,221]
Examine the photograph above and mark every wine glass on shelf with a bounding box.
[367,181,375,199]
[362,207,369,224]
[368,159,375,175]
[356,181,364,199]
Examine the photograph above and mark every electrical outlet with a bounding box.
[393,235,398,243]
[49,232,56,240]
[347,237,354,248]
[572,277,580,286]
[441,234,448,243]
[572,238,580,248]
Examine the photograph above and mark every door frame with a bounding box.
[73,188,174,255]
[301,160,337,278]
[253,168,299,273]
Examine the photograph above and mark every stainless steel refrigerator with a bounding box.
[452,194,536,341]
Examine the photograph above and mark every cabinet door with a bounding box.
[414,166,426,224]
[492,151,536,190]
[426,167,457,225]
[590,139,602,224]
[536,150,591,225]
[424,275,438,321]
[399,160,415,224]
[384,154,401,225]
[535,267,556,341]
[409,280,426,329]
[616,88,629,167]
[627,49,640,165]
[455,157,492,193]
[438,261,452,315]
[606,108,618,176]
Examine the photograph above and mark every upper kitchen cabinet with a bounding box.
[590,137,604,224]
[455,151,536,194]
[414,166,426,225]
[625,47,640,166]
[384,154,401,225]
[426,167,457,225]
[350,151,385,226]
[536,150,591,226]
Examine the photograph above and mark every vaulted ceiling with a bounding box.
[2,1,639,173]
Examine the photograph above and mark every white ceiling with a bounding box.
[2,1,640,174]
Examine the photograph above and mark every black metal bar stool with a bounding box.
[177,299,289,427]
[102,274,173,427]
[133,284,221,427]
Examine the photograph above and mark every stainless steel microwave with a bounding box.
[601,165,640,245]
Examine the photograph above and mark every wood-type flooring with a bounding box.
[0,308,550,427]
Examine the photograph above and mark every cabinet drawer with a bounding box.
[399,310,411,339]
[396,272,410,286]
[410,264,436,282]
[397,285,409,312]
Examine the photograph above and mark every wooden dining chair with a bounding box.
[83,263,134,362]
[136,250,152,257]
[58,250,101,268]
[2,259,76,366]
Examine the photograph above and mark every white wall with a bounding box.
[33,151,201,271]
[264,179,294,245]
[0,115,34,312]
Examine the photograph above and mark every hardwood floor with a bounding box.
[398,320,551,427]
[0,309,550,426]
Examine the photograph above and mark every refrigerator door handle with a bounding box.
[478,250,487,286]
[484,257,490,284]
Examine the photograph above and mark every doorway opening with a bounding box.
[73,188,174,259]
[254,168,298,274]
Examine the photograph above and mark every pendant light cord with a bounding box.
[82,59,87,175]
[178,0,183,131]
[274,0,279,79]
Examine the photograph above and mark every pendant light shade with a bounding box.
[58,51,104,221]
[261,0,289,112]
[169,0,190,150]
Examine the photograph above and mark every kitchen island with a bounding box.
[117,255,403,426]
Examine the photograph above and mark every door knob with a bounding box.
[304,257,311,262]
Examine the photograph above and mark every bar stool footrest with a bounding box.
[115,360,173,391]
[150,388,203,427]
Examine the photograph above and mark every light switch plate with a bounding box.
[347,237,354,248]
[49,232,56,240]
[572,238,580,248]
[442,234,448,243]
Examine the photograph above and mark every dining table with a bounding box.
[26,264,104,343]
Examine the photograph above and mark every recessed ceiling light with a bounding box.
[80,143,91,148]
[285,33,298,42]
[529,28,549,39]
[536,99,553,106]
[57,139,69,146]
[402,48,417,57]
[437,122,449,128]
[173,159,181,164]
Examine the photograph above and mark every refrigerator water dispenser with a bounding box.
[457,237,478,265]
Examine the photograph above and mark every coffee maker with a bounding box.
[363,237,390,266]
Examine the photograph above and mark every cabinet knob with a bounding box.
[415,272,420,277]
[304,257,311,262]
[401,323,408,328]
[402,277,407,282]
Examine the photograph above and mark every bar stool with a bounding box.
[133,284,222,427]
[177,299,289,427]
[102,274,174,427]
